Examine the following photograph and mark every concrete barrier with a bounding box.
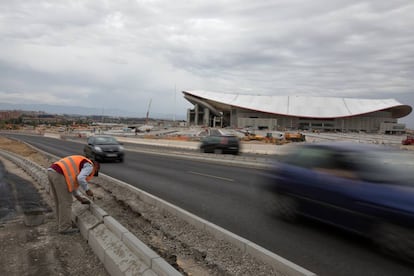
[115,136,282,155]
[43,132,62,139]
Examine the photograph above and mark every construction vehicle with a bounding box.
[242,131,265,141]
[284,132,306,142]
[263,132,286,144]
[402,135,414,145]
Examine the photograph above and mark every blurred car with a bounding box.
[84,135,124,162]
[261,142,414,261]
[200,135,240,155]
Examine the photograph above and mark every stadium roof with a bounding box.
[183,90,412,119]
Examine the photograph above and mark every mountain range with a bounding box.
[0,102,185,120]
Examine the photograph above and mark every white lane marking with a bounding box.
[188,171,234,182]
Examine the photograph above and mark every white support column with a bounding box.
[194,104,199,126]
[203,108,210,126]
[187,109,191,125]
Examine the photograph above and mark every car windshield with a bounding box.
[350,149,414,184]
[94,137,118,145]
[281,145,414,184]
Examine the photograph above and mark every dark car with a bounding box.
[84,135,124,162]
[261,142,414,261]
[200,135,240,155]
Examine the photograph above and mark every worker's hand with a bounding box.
[85,189,94,197]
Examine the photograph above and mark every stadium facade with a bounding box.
[183,90,412,134]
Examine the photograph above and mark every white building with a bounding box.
[183,90,412,134]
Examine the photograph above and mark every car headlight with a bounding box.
[94,146,103,152]
[118,145,124,151]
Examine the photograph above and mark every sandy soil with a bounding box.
[0,136,280,276]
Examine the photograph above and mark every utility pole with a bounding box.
[173,84,176,122]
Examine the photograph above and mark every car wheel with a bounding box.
[375,222,414,263]
[274,194,299,221]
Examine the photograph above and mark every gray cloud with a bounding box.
[0,0,413,126]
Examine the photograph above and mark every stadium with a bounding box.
[183,90,412,134]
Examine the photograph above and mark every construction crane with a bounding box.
[136,98,154,133]
[145,98,152,125]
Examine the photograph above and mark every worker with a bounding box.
[47,155,100,234]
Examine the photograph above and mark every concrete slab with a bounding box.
[104,216,130,240]
[77,208,101,240]
[90,203,109,220]
[122,232,158,267]
[151,257,182,276]
[104,241,149,276]
[89,224,120,263]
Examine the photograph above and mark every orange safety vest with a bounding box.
[54,155,96,192]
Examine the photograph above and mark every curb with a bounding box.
[102,173,316,276]
[72,203,181,276]
[0,149,182,276]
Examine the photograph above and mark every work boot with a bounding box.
[59,227,80,235]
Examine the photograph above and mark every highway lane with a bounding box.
[3,133,414,276]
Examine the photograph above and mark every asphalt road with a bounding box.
[3,133,414,276]
[0,159,50,222]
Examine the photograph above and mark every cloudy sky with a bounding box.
[1,1,413,127]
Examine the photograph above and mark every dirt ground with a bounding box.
[0,136,280,276]
[0,137,108,276]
